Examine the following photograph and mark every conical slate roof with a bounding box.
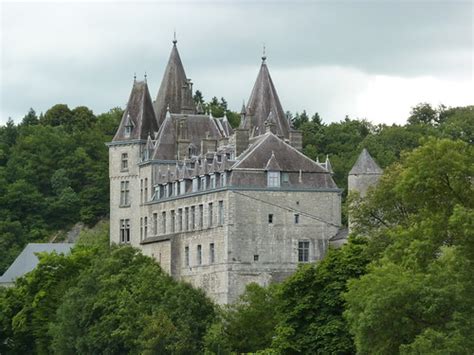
[241,58,290,139]
[113,80,158,142]
[349,149,383,175]
[153,41,193,127]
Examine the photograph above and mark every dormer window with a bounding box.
[220,172,227,187]
[267,171,280,187]
[200,176,207,191]
[210,174,216,189]
[124,113,133,138]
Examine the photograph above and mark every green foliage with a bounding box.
[271,237,370,354]
[345,138,474,354]
[0,224,216,354]
[205,283,279,354]
[0,105,121,275]
[50,246,215,354]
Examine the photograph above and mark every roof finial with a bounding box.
[144,72,147,83]
[173,30,177,45]
[133,72,136,82]
[262,43,267,62]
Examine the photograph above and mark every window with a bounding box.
[210,174,216,189]
[185,246,189,267]
[140,179,143,204]
[180,181,186,195]
[140,217,143,240]
[208,203,213,227]
[170,210,175,233]
[200,176,207,191]
[164,184,169,198]
[298,241,310,262]
[162,211,166,234]
[191,206,196,230]
[267,171,280,187]
[220,173,226,187]
[178,208,183,231]
[268,214,273,224]
[185,207,189,231]
[125,125,132,138]
[144,178,148,202]
[218,200,224,225]
[192,178,198,192]
[199,204,204,229]
[294,214,300,224]
[121,153,128,171]
[254,254,259,261]
[120,181,130,206]
[174,182,178,196]
[153,213,158,235]
[144,216,148,238]
[197,245,202,265]
[282,172,289,183]
[120,219,130,243]
[210,243,215,263]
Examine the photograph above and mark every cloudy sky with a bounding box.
[1,0,472,125]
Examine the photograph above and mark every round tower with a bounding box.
[348,148,383,232]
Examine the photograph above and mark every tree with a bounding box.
[50,246,216,354]
[345,138,474,354]
[21,108,39,126]
[193,90,204,104]
[41,104,73,127]
[205,283,279,353]
[271,237,370,354]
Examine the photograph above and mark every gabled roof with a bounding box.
[349,148,383,175]
[152,113,223,160]
[241,58,290,139]
[154,41,193,126]
[113,80,159,142]
[233,132,329,173]
[0,243,74,284]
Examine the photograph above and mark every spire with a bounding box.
[173,30,177,45]
[240,100,246,115]
[245,55,290,139]
[262,44,267,62]
[349,149,383,175]
[113,79,159,142]
[154,40,194,127]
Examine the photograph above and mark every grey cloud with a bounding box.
[1,1,472,124]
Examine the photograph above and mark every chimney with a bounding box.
[235,128,249,156]
[289,130,303,151]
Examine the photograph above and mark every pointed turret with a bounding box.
[242,54,290,139]
[154,38,194,127]
[113,79,158,142]
[349,149,383,175]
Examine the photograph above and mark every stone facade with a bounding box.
[108,40,344,304]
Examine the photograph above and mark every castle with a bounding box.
[107,39,382,304]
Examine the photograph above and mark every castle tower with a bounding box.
[348,148,383,232]
[153,37,195,127]
[240,53,291,139]
[109,79,158,245]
